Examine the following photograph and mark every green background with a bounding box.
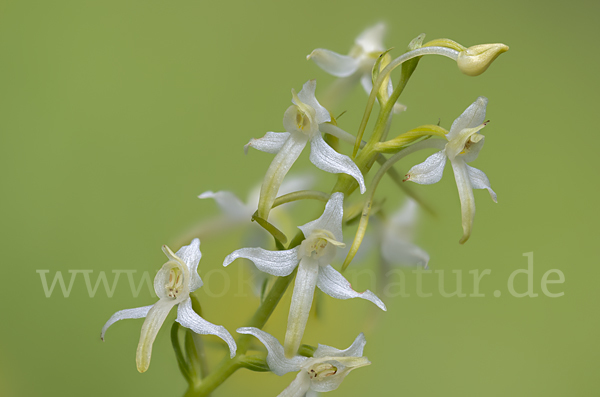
[2,0,598,396]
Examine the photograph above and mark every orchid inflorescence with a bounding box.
[101,23,508,396]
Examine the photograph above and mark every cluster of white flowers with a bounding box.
[101,23,507,396]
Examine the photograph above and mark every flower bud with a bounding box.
[457,43,509,76]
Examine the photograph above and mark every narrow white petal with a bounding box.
[309,134,366,193]
[448,97,488,141]
[198,190,249,219]
[298,192,344,242]
[174,239,203,292]
[314,333,367,358]
[244,132,291,155]
[296,80,330,124]
[258,132,309,219]
[467,165,497,202]
[136,298,178,372]
[356,22,386,53]
[308,49,360,78]
[223,247,300,277]
[237,327,306,375]
[405,150,447,185]
[101,305,153,341]
[450,158,476,244]
[284,258,319,357]
[278,371,312,397]
[176,299,236,358]
[316,265,386,311]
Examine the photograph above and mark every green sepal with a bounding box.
[374,125,448,154]
[239,354,270,372]
[371,47,394,89]
[185,329,202,379]
[251,212,288,245]
[422,38,466,52]
[297,344,316,358]
[170,322,193,384]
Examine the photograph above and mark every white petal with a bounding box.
[467,165,497,203]
[298,192,344,242]
[198,190,249,219]
[136,298,178,372]
[237,327,306,375]
[284,258,319,357]
[450,158,475,244]
[360,73,373,96]
[223,247,300,277]
[258,132,309,219]
[355,23,386,53]
[278,371,312,397]
[307,49,360,78]
[405,150,447,185]
[309,134,366,193]
[305,389,319,397]
[176,299,237,358]
[296,80,331,124]
[314,333,367,358]
[388,198,418,236]
[245,132,291,155]
[381,238,430,268]
[316,265,386,311]
[447,97,488,141]
[174,239,203,292]
[100,305,153,341]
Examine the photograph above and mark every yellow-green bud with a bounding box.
[457,43,509,76]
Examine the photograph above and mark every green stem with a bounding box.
[185,355,244,397]
[272,190,330,209]
[187,231,305,397]
[237,267,297,354]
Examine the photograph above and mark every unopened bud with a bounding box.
[457,43,509,76]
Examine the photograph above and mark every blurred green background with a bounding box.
[2,0,598,396]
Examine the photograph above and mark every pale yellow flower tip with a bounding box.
[457,43,509,76]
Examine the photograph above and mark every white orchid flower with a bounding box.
[404,97,497,244]
[101,239,236,372]
[379,198,430,268]
[246,80,366,220]
[307,23,406,113]
[224,193,385,357]
[238,327,370,397]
